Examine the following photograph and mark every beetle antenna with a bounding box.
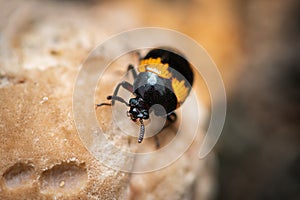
[138,119,145,143]
[107,95,129,106]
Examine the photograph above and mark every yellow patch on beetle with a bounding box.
[138,57,172,79]
[172,78,189,104]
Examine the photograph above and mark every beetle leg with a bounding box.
[107,95,129,106]
[111,81,133,105]
[151,112,177,148]
[96,102,111,107]
[96,95,130,107]
[135,51,143,61]
[167,112,177,123]
[127,64,138,79]
[162,112,177,128]
[96,81,133,107]
[154,135,160,149]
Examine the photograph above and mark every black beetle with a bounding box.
[97,48,193,145]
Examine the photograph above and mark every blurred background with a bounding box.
[1,0,299,199]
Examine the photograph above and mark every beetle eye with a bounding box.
[141,110,149,119]
[137,113,143,118]
[129,98,138,106]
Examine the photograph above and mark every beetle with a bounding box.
[96,48,194,146]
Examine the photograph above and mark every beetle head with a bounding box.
[127,97,149,121]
